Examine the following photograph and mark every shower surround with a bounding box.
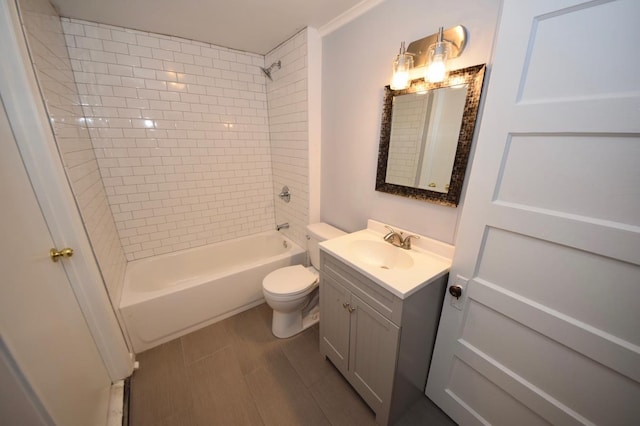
[19,0,313,323]
[265,30,311,246]
[62,18,277,260]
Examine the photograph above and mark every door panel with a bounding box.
[462,299,637,423]
[477,228,639,348]
[349,295,399,408]
[516,1,639,102]
[448,358,552,426]
[319,274,351,374]
[0,0,132,381]
[495,135,640,226]
[0,96,111,424]
[0,341,51,425]
[426,1,640,424]
[469,277,638,382]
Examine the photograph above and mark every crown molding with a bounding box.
[318,0,385,37]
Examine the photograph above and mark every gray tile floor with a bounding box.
[130,303,456,425]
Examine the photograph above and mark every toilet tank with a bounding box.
[306,223,345,269]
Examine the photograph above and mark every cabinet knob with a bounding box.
[342,302,356,313]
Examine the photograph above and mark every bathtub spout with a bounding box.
[276,223,289,231]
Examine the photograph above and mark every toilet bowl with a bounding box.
[263,265,319,338]
[262,223,345,338]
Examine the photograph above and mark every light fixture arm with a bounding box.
[405,25,466,68]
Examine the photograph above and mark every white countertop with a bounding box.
[319,221,453,299]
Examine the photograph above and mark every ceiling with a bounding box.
[50,0,373,55]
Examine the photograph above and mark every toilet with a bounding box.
[263,223,345,338]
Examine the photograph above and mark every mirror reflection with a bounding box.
[376,64,486,207]
[385,86,467,192]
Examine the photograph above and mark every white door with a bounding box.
[0,0,133,381]
[426,1,640,425]
[0,99,112,424]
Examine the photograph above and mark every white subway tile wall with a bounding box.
[386,93,426,186]
[266,30,310,248]
[19,0,128,303]
[61,19,276,260]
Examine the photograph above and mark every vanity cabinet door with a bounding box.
[348,294,400,422]
[319,274,351,375]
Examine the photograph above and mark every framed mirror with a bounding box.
[375,64,486,206]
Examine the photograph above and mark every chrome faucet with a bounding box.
[400,234,419,250]
[383,226,420,250]
[276,223,289,231]
[383,226,403,246]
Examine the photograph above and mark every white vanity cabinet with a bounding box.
[319,251,447,425]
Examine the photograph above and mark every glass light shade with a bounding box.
[425,40,450,83]
[390,43,414,90]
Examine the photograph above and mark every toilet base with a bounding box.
[271,303,319,338]
[302,304,320,330]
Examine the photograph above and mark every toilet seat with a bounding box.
[263,265,318,296]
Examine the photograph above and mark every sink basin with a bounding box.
[348,240,414,270]
[319,221,454,299]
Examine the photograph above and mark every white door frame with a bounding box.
[0,0,133,381]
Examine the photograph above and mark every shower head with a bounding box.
[260,67,272,80]
[260,60,281,81]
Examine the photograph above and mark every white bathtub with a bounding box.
[120,231,305,353]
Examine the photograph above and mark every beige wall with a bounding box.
[321,0,500,244]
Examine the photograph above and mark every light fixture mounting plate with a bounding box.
[406,25,467,68]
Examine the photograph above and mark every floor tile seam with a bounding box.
[178,336,190,369]
[242,363,333,426]
[236,352,270,426]
[237,341,287,379]
[307,382,338,426]
[183,345,263,426]
[306,368,376,426]
[238,340,333,425]
[244,385,274,426]
[231,341,286,376]
[181,341,236,367]
[280,345,324,390]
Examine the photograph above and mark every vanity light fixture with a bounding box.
[392,25,467,86]
[390,41,414,90]
[425,27,451,83]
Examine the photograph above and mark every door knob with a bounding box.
[448,285,462,299]
[50,247,74,262]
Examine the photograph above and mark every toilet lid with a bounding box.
[263,265,318,296]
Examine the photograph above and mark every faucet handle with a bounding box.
[383,225,400,242]
[401,234,420,249]
[383,225,394,238]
